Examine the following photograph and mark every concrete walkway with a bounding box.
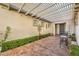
[0,36,68,56]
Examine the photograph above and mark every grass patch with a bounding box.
[2,33,51,52]
[70,45,79,56]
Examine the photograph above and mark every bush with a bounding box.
[70,45,79,56]
[2,33,51,52]
[69,34,76,41]
[39,33,51,39]
[0,39,4,46]
[0,39,2,46]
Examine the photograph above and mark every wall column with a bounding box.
[76,11,79,45]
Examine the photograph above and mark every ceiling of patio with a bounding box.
[4,3,74,22]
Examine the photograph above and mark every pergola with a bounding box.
[3,3,74,23]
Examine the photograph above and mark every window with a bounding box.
[41,21,44,27]
[45,23,51,29]
[46,23,48,29]
[33,19,38,26]
[48,23,51,28]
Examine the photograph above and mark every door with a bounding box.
[59,23,65,35]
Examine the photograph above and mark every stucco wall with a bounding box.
[0,5,52,41]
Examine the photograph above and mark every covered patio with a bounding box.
[0,3,77,56]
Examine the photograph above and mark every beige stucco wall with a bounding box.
[0,5,52,41]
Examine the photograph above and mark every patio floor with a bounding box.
[0,36,69,56]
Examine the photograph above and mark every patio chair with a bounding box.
[59,33,68,48]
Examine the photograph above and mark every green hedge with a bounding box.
[39,33,51,39]
[2,33,51,52]
[70,45,79,56]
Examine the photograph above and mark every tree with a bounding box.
[37,25,42,39]
[33,19,43,39]
[4,26,11,41]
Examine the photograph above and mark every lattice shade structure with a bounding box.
[2,3,74,23]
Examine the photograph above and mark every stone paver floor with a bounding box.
[0,36,68,56]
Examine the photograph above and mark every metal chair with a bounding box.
[59,33,68,48]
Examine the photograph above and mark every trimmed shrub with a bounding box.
[69,34,76,41]
[39,33,51,39]
[2,33,51,52]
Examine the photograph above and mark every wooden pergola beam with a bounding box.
[25,3,41,15]
[18,3,25,13]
